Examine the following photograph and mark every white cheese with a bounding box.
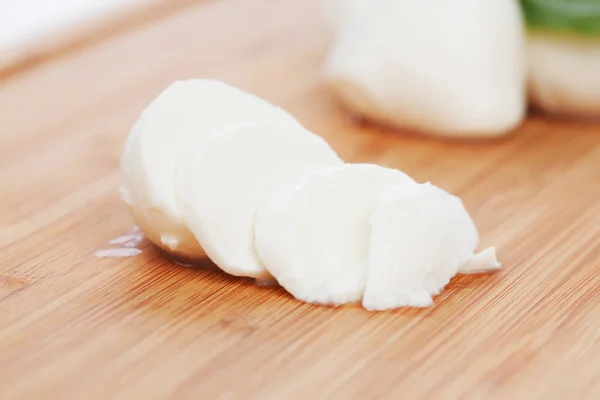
[176,120,343,278]
[120,79,297,259]
[459,246,501,274]
[528,32,600,119]
[322,0,374,31]
[254,164,415,305]
[363,183,480,310]
[324,0,526,137]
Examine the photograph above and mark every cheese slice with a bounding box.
[176,120,343,278]
[254,164,415,305]
[363,183,497,310]
[120,79,297,259]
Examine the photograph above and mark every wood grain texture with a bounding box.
[1,0,599,398]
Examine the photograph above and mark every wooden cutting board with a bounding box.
[1,1,599,398]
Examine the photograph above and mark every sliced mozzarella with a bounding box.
[528,33,600,119]
[459,246,501,274]
[176,120,343,278]
[363,183,481,311]
[120,79,297,259]
[254,164,415,305]
[322,0,375,31]
[324,0,526,137]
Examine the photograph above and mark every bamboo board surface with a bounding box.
[1,1,599,398]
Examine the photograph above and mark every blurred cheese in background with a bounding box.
[323,0,600,133]
[0,0,153,69]
[528,32,600,119]
[323,0,526,138]
[522,0,600,119]
[322,0,373,31]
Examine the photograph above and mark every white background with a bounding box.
[0,0,148,52]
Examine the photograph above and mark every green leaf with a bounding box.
[521,0,600,36]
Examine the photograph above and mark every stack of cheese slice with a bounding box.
[120,79,501,310]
